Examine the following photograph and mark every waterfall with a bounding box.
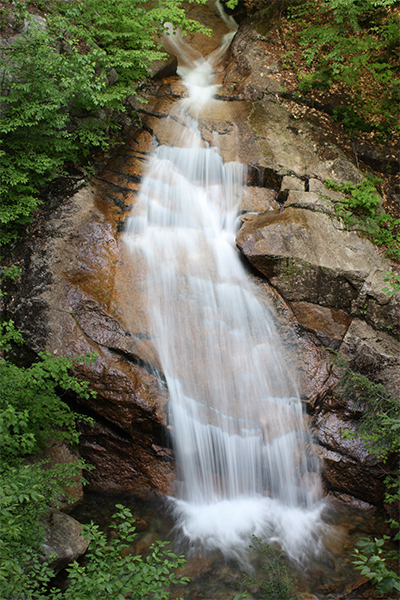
[125,7,324,562]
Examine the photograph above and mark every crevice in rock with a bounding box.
[138,109,188,131]
[101,168,141,184]
[283,202,336,216]
[65,389,167,449]
[106,345,168,390]
[92,175,136,193]
[246,164,283,190]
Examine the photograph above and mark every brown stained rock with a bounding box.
[296,340,338,411]
[170,2,231,60]
[56,193,119,310]
[7,180,172,495]
[79,420,174,496]
[315,413,379,466]
[138,110,195,148]
[316,446,385,505]
[291,302,351,349]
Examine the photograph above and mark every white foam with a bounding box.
[171,496,326,564]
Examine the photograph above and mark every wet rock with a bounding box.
[315,413,378,466]
[340,319,400,399]
[78,420,174,495]
[317,446,385,505]
[7,182,173,495]
[296,337,338,411]
[291,302,351,350]
[175,556,213,580]
[41,509,89,574]
[328,492,375,511]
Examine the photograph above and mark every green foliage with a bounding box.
[0,264,22,298]
[287,0,400,138]
[333,352,400,594]
[0,349,96,462]
[352,535,400,596]
[0,0,209,246]
[54,0,210,87]
[238,536,297,600]
[325,178,400,260]
[382,271,400,297]
[1,264,22,281]
[0,459,87,591]
[0,26,107,245]
[2,505,189,600]
[0,320,24,351]
[333,352,400,464]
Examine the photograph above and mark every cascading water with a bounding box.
[125,6,325,562]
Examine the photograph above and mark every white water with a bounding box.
[125,10,324,563]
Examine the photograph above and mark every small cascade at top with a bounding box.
[125,2,325,563]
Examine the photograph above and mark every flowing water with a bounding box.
[125,8,325,563]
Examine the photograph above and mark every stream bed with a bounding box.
[63,491,388,599]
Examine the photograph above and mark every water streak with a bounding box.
[125,9,324,562]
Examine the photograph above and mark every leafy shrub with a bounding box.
[352,535,400,596]
[0,0,209,245]
[325,178,400,260]
[382,271,400,297]
[2,505,189,600]
[0,459,87,590]
[332,352,400,595]
[0,346,96,462]
[235,536,297,600]
[287,0,400,138]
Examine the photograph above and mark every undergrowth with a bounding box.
[234,536,297,600]
[332,352,400,596]
[286,0,400,140]
[325,177,400,261]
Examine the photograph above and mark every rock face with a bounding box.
[5,3,399,508]
[7,183,174,496]
[41,509,89,574]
